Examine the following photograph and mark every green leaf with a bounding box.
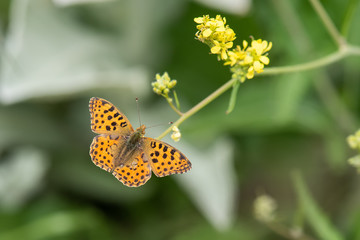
[292,172,344,240]
[0,209,107,240]
[226,80,240,114]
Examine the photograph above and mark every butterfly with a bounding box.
[89,97,192,187]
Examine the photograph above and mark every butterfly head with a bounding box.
[135,124,146,137]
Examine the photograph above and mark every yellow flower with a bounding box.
[211,40,233,60]
[171,126,181,142]
[347,129,360,150]
[348,155,360,173]
[224,38,272,80]
[246,66,255,79]
[245,39,272,75]
[347,129,360,173]
[224,44,247,66]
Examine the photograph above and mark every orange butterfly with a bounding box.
[89,97,192,187]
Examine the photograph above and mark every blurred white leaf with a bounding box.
[0,147,48,211]
[194,0,251,15]
[0,0,149,104]
[53,0,115,7]
[175,138,237,231]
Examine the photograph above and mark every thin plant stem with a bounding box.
[157,78,236,140]
[313,73,357,133]
[266,222,317,240]
[173,90,180,110]
[308,0,346,47]
[166,98,183,116]
[262,45,360,76]
[271,0,312,53]
[341,0,360,37]
[262,50,344,75]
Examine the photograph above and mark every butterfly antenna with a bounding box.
[136,97,142,126]
[147,121,173,130]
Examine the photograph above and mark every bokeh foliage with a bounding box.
[0,0,360,239]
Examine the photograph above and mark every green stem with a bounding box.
[166,97,183,116]
[292,171,344,240]
[261,45,360,76]
[271,0,312,53]
[341,0,360,37]
[308,0,346,47]
[313,74,357,133]
[173,90,180,110]
[157,78,236,140]
[266,222,317,240]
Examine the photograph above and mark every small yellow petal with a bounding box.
[247,66,254,79]
[221,50,228,60]
[259,56,269,65]
[194,17,204,24]
[261,40,268,50]
[254,43,263,56]
[247,72,254,79]
[225,42,233,48]
[216,26,226,32]
[203,28,212,38]
[211,45,221,54]
[244,55,253,64]
[266,42,273,52]
[243,40,248,49]
[253,61,263,72]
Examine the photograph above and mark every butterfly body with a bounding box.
[89,97,191,187]
[111,125,145,169]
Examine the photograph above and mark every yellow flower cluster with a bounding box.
[348,156,360,173]
[253,194,277,223]
[347,130,360,173]
[151,72,177,97]
[194,15,236,60]
[347,129,360,150]
[194,15,272,81]
[225,39,272,80]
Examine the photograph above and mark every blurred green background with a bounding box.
[0,0,360,239]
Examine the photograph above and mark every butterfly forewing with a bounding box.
[112,152,152,187]
[89,97,134,135]
[143,138,192,177]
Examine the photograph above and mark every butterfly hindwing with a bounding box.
[112,152,152,187]
[89,97,134,135]
[143,138,192,177]
[90,135,120,172]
